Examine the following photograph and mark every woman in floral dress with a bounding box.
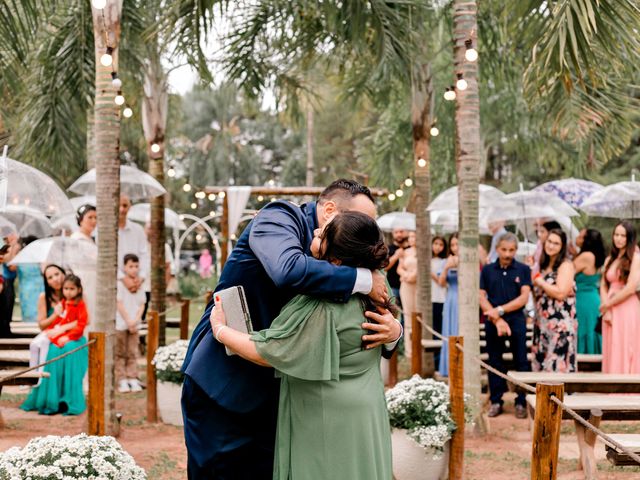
[532,228,577,372]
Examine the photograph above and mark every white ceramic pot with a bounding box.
[391,428,449,480]
[157,380,184,426]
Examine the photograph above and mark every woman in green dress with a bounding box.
[211,211,396,480]
[573,228,605,354]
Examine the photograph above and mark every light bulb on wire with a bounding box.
[122,106,133,118]
[114,91,125,106]
[464,39,478,62]
[111,72,122,89]
[404,178,413,187]
[208,193,216,201]
[150,143,160,153]
[456,73,468,91]
[388,193,396,201]
[190,202,197,210]
[218,192,226,199]
[195,191,206,199]
[257,195,264,202]
[100,47,113,67]
[183,183,192,192]
[91,0,107,9]
[430,125,439,137]
[444,87,456,101]
[417,158,427,168]
[167,167,176,178]
[395,189,404,198]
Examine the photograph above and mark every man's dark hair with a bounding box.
[123,253,139,265]
[318,179,375,208]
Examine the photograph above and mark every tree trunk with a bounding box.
[141,51,169,345]
[305,108,314,187]
[453,0,485,432]
[87,108,95,170]
[411,63,433,376]
[91,0,123,436]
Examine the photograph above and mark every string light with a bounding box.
[388,193,396,201]
[122,106,133,118]
[196,234,203,241]
[456,73,468,91]
[417,158,427,168]
[183,183,192,192]
[209,211,216,217]
[91,0,107,9]
[218,192,226,199]
[208,193,216,201]
[465,39,478,62]
[195,191,206,199]
[167,167,176,178]
[404,178,413,187]
[111,72,122,89]
[444,87,456,101]
[150,143,160,153]
[100,47,113,67]
[395,189,404,197]
[190,202,197,209]
[114,91,125,105]
[270,197,276,202]
[257,195,264,202]
[430,125,440,137]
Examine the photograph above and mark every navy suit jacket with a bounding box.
[182,201,358,413]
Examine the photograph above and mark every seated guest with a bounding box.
[479,233,532,419]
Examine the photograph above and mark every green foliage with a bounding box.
[179,271,215,299]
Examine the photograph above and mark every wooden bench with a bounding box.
[526,394,640,478]
[0,350,30,368]
[507,371,640,394]
[604,434,640,466]
[0,338,31,350]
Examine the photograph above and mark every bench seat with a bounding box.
[526,394,640,421]
[0,350,30,367]
[604,434,640,466]
[507,371,640,394]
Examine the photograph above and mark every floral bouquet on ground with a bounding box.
[0,433,146,479]
[386,375,470,453]
[152,339,189,384]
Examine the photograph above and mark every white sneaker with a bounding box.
[128,379,142,392]
[118,379,131,393]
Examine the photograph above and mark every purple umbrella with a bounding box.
[533,178,603,208]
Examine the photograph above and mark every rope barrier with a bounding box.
[416,314,640,464]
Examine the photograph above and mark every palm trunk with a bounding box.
[453,0,485,432]
[411,62,433,375]
[305,108,314,187]
[91,0,123,436]
[141,51,168,345]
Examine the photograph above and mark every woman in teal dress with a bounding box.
[21,265,88,415]
[211,211,396,480]
[573,228,605,354]
[17,237,45,322]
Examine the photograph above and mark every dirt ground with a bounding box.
[2,388,639,480]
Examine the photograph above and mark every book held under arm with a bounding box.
[215,285,253,356]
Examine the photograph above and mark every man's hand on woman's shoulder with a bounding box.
[361,306,402,349]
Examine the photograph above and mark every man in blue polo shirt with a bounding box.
[479,232,532,418]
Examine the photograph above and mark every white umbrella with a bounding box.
[0,217,17,237]
[68,165,167,200]
[516,241,538,261]
[127,203,187,230]
[69,195,96,210]
[533,178,603,208]
[483,185,579,223]
[580,179,640,218]
[429,210,491,235]
[377,212,415,232]
[0,146,74,216]
[427,184,506,212]
[10,236,97,270]
[0,205,52,237]
[51,213,79,233]
[515,216,580,244]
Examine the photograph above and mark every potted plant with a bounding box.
[152,339,189,426]
[0,433,146,479]
[386,375,469,480]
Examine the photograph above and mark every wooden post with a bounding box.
[411,312,422,376]
[146,310,159,423]
[180,299,190,340]
[531,382,564,480]
[449,336,465,480]
[575,408,602,479]
[220,192,229,269]
[205,291,213,305]
[88,332,105,435]
[388,352,398,387]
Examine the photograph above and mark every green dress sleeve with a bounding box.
[250,295,340,382]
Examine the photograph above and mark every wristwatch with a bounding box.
[497,306,505,317]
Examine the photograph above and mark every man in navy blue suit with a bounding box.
[182,180,402,479]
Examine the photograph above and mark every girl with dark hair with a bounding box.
[431,236,448,370]
[210,211,395,480]
[438,232,459,377]
[532,229,577,372]
[574,228,605,354]
[600,221,640,373]
[397,231,417,359]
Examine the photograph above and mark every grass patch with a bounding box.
[0,393,29,404]
[147,451,178,478]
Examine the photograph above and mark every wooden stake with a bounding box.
[411,312,422,376]
[575,408,602,479]
[388,351,398,387]
[180,299,190,340]
[88,332,105,435]
[531,382,564,480]
[146,311,159,423]
[449,336,465,480]
[221,193,229,269]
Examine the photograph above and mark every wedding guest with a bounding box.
[600,221,640,374]
[488,221,507,263]
[438,233,459,377]
[530,220,562,275]
[70,204,97,325]
[16,236,44,323]
[397,231,417,358]
[385,228,408,311]
[574,228,605,354]
[0,233,21,337]
[532,229,577,373]
[480,233,532,418]
[431,236,448,369]
[199,249,213,279]
[118,195,148,295]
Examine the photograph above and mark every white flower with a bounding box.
[152,340,189,384]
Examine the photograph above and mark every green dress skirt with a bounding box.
[575,272,602,354]
[21,337,88,415]
[251,295,392,480]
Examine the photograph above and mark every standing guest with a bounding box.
[70,204,97,325]
[600,221,640,374]
[199,249,213,279]
[397,231,417,358]
[574,228,605,354]
[118,195,148,296]
[532,229,577,373]
[431,236,448,369]
[479,232,532,418]
[16,236,45,323]
[0,233,21,337]
[438,233,459,377]
[488,221,507,263]
[529,220,562,274]
[385,228,408,310]
[115,254,146,393]
[21,273,88,415]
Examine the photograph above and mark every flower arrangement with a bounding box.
[0,434,146,479]
[152,339,189,384]
[386,375,469,453]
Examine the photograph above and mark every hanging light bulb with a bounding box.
[91,0,107,9]
[456,73,468,91]
[167,167,176,178]
[111,72,122,89]
[150,143,160,153]
[190,202,197,209]
[465,39,478,62]
[208,193,216,201]
[196,234,203,241]
[256,195,263,202]
[218,191,226,199]
[209,211,216,217]
[430,126,440,137]
[404,178,413,187]
[183,183,192,192]
[100,47,113,67]
[195,191,206,199]
[122,106,133,118]
[388,193,396,201]
[114,91,125,105]
[444,87,456,101]
[395,189,404,197]
[417,158,427,168]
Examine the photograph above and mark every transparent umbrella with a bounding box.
[377,212,415,232]
[0,217,17,237]
[128,203,187,230]
[533,178,603,208]
[0,205,53,238]
[580,179,640,218]
[68,165,166,200]
[430,210,491,235]
[483,185,579,223]
[428,184,505,212]
[69,195,96,210]
[10,236,97,270]
[0,146,74,216]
